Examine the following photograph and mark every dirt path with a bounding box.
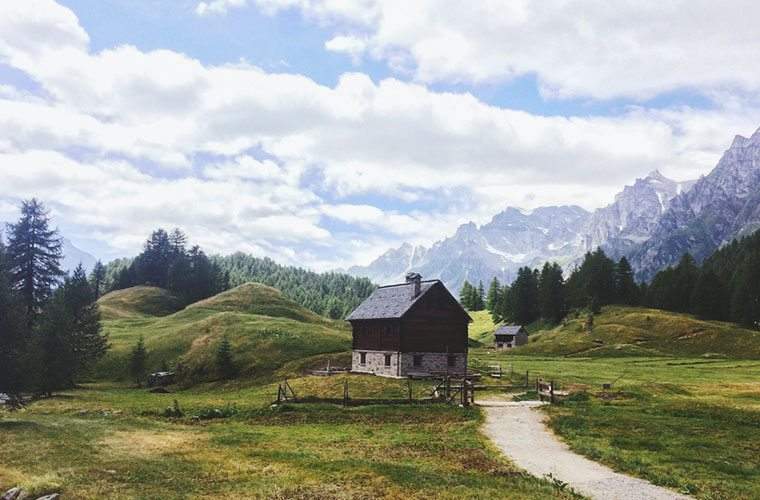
[479,401,690,500]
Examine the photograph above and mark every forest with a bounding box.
[461,233,760,330]
[104,235,376,319]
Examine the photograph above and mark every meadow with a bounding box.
[469,308,760,500]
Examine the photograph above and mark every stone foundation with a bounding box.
[352,350,467,378]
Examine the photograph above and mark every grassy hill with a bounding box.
[517,306,760,358]
[95,283,351,383]
[98,286,183,320]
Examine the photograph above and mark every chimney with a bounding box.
[406,272,422,299]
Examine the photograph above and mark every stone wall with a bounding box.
[351,350,401,377]
[400,352,467,377]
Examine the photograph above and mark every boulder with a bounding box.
[1,487,23,500]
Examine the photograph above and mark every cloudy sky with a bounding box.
[1,0,759,270]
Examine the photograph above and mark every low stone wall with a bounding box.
[400,352,467,377]
[351,350,401,377]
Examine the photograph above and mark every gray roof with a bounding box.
[495,325,525,335]
[346,280,439,320]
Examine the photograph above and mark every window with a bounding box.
[447,355,457,367]
[413,354,423,367]
[384,354,392,367]
[359,352,366,365]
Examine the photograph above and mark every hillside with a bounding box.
[98,286,183,320]
[95,283,351,383]
[515,306,760,358]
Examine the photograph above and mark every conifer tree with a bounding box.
[690,269,727,320]
[614,257,638,305]
[510,267,540,325]
[486,277,501,312]
[65,265,108,373]
[0,238,26,398]
[538,262,566,324]
[459,281,474,309]
[89,260,106,300]
[129,336,148,386]
[216,335,236,380]
[6,199,63,324]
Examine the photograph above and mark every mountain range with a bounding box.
[348,127,760,292]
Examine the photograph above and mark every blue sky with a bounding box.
[1,0,759,270]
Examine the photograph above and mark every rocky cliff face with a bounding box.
[349,206,591,293]
[584,170,695,260]
[348,127,759,292]
[630,128,760,280]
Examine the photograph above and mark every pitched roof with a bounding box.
[495,325,525,335]
[346,280,451,320]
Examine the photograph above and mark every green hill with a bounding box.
[514,306,760,358]
[95,283,351,383]
[98,286,183,320]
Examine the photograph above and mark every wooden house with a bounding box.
[346,273,472,378]
[494,325,527,349]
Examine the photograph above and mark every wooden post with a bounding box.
[525,370,529,388]
[407,379,413,402]
[536,378,541,401]
[550,380,555,404]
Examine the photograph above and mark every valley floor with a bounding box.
[470,352,760,499]
[0,376,571,500]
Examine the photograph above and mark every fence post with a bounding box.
[550,380,555,404]
[408,379,413,403]
[525,370,529,388]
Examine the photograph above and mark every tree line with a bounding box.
[646,231,760,328]
[466,249,639,326]
[107,228,230,306]
[0,199,107,402]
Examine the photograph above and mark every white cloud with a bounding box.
[240,0,760,101]
[195,0,249,16]
[1,0,759,270]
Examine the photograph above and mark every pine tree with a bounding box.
[511,267,540,325]
[475,281,486,311]
[89,260,106,300]
[65,265,108,374]
[0,238,27,398]
[486,277,501,312]
[538,262,566,324]
[129,336,148,386]
[690,269,727,320]
[6,199,63,324]
[459,281,474,309]
[614,257,638,305]
[34,266,107,394]
[216,335,236,380]
[672,254,699,312]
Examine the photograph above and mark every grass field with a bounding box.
[468,307,760,499]
[0,375,578,500]
[94,284,351,383]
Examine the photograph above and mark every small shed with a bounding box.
[494,325,527,349]
[346,273,472,378]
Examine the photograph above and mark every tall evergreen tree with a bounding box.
[672,254,699,313]
[89,260,107,300]
[459,281,474,309]
[0,238,26,398]
[510,267,540,325]
[538,262,566,324]
[690,269,727,320]
[35,265,107,394]
[486,277,502,312]
[475,281,486,311]
[129,336,148,386]
[614,257,638,305]
[729,252,760,328]
[6,199,63,324]
[216,335,236,380]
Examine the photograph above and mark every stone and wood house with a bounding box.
[346,273,472,378]
[494,325,528,349]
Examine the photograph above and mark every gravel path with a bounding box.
[480,401,690,500]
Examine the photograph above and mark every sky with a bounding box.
[1,0,760,270]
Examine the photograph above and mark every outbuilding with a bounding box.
[346,273,472,378]
[494,325,528,349]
